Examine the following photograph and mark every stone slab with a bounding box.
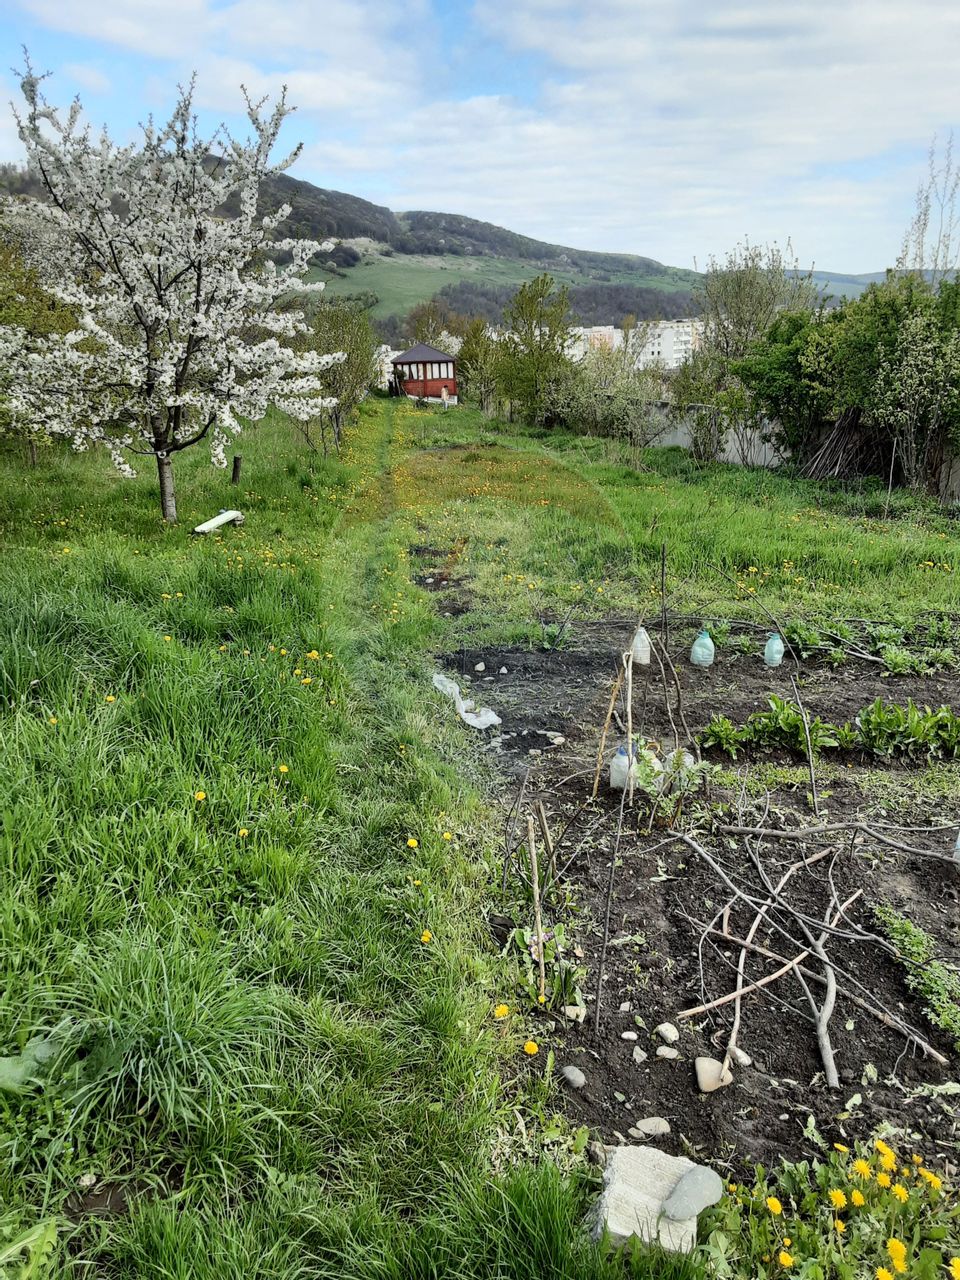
[593,1145,703,1253]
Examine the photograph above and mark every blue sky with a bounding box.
[2,0,958,271]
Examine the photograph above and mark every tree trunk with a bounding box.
[28,439,38,468]
[157,453,177,523]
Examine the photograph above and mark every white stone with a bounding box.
[474,662,485,672]
[632,1046,648,1065]
[619,1001,632,1013]
[563,1004,586,1023]
[695,1056,734,1093]
[656,1046,680,1060]
[561,1064,587,1090]
[628,1117,671,1138]
[592,1145,703,1252]
[655,1022,680,1044]
[730,1046,752,1068]
[499,667,508,675]
[662,1165,724,1220]
[620,1031,638,1042]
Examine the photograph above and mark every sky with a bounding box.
[1,0,958,272]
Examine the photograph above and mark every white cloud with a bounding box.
[8,0,960,267]
[61,62,111,94]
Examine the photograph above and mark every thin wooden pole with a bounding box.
[527,816,547,1003]
[231,454,242,485]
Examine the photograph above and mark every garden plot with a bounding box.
[440,617,960,1175]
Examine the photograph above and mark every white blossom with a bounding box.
[1,61,344,520]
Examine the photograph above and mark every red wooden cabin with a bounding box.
[390,343,458,404]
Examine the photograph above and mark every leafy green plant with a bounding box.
[743,695,838,755]
[0,1215,57,1280]
[875,907,960,1050]
[701,714,748,759]
[510,923,585,1009]
[783,621,823,658]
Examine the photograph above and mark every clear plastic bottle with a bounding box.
[630,625,651,666]
[690,629,715,668]
[609,745,634,790]
[764,632,785,668]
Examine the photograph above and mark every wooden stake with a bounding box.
[527,816,547,1004]
[591,665,625,799]
[231,454,242,485]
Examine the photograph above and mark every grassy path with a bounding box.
[0,401,683,1279]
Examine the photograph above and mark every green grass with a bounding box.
[310,249,696,318]
[0,403,699,1277]
[2,395,958,1275]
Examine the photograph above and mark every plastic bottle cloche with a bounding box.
[609,744,635,790]
[690,628,715,668]
[630,625,651,666]
[764,632,785,667]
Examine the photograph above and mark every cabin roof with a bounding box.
[392,343,456,364]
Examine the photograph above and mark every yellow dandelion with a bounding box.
[238,828,249,838]
[48,717,58,725]
[278,764,289,774]
[420,929,432,944]
[493,1004,509,1019]
[851,1189,865,1207]
[442,831,452,840]
[522,1040,539,1055]
[834,1218,845,1234]
[301,677,312,685]
[891,1184,908,1203]
[833,1143,849,1153]
[829,1189,847,1210]
[194,790,206,802]
[911,1154,923,1166]
[778,1251,793,1267]
[407,837,419,848]
[877,1172,891,1189]
[949,1259,960,1280]
[782,1238,791,1247]
[218,644,227,652]
[105,695,116,703]
[766,1196,782,1215]
[886,1238,907,1274]
[163,635,172,642]
[880,1151,897,1172]
[537,994,546,1004]
[876,1270,894,1280]
[279,648,287,655]
[853,1158,872,1179]
[919,1168,942,1191]
[306,650,320,660]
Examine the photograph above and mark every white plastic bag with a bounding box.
[432,672,502,730]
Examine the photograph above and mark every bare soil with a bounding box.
[437,600,960,1176]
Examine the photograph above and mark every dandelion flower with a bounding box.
[880,1151,897,1172]
[537,994,546,1004]
[851,1190,865,1207]
[238,828,249,838]
[407,837,419,848]
[765,1196,782,1216]
[891,1184,908,1203]
[420,930,432,944]
[48,717,58,725]
[194,791,206,802]
[949,1259,960,1280]
[829,1189,847,1210]
[834,1143,849,1153]
[834,1219,845,1234]
[442,831,452,840]
[853,1159,872,1179]
[163,635,172,642]
[493,1004,509,1019]
[877,1173,892,1189]
[105,695,116,703]
[522,1040,539,1055]
[301,677,312,684]
[278,764,289,774]
[886,1238,907,1273]
[876,1270,894,1280]
[778,1251,793,1267]
[919,1168,942,1191]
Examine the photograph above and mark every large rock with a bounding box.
[593,1146,720,1252]
[695,1056,733,1093]
[662,1165,724,1221]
